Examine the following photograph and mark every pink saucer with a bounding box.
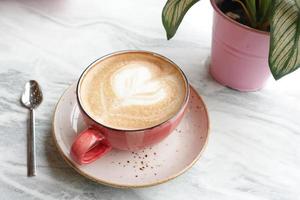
[52,83,210,188]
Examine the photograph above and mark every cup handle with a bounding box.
[70,128,112,164]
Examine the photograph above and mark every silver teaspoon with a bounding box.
[21,80,43,176]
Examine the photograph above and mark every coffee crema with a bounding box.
[79,52,188,130]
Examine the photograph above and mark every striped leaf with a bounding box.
[162,0,199,40]
[269,0,300,80]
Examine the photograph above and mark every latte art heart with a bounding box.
[80,53,187,130]
[111,64,166,106]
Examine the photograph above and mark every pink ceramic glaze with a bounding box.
[210,0,271,91]
[53,83,209,188]
[71,51,190,165]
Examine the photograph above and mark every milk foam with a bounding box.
[79,53,187,130]
[111,64,166,106]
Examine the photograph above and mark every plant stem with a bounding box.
[233,0,257,28]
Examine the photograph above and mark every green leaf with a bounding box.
[269,0,300,80]
[162,0,199,40]
[244,0,257,23]
[257,0,272,27]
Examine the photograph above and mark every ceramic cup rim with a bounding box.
[76,50,190,132]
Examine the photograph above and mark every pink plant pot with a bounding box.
[210,0,271,92]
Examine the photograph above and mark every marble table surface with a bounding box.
[0,0,300,199]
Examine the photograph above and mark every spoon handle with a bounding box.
[28,109,36,176]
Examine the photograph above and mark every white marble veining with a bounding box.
[0,0,299,199]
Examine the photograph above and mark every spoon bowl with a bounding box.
[21,80,43,109]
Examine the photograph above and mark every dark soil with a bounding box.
[218,0,253,28]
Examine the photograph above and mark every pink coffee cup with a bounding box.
[70,51,190,165]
